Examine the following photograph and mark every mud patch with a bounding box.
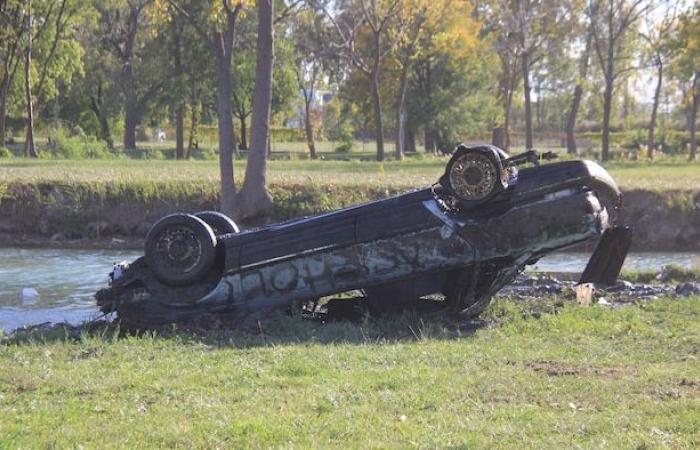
[525,359,625,377]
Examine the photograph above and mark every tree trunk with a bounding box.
[493,67,513,151]
[173,22,185,159]
[395,64,408,160]
[371,74,384,161]
[689,71,699,161]
[89,80,114,150]
[492,127,505,149]
[521,49,533,150]
[425,128,438,153]
[406,128,416,153]
[0,98,6,147]
[24,3,37,158]
[123,96,138,149]
[601,77,613,161]
[237,0,274,220]
[176,104,184,158]
[565,28,593,155]
[647,62,663,160]
[215,54,237,218]
[304,97,317,159]
[566,85,584,155]
[238,116,248,150]
[0,56,15,147]
[187,101,198,157]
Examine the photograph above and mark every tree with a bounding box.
[165,0,246,217]
[237,0,274,220]
[670,3,700,161]
[0,0,26,147]
[319,0,401,161]
[23,0,37,157]
[640,1,679,160]
[404,4,496,152]
[565,25,593,155]
[510,0,573,150]
[98,0,168,150]
[590,0,647,161]
[390,0,427,159]
[21,0,81,156]
[407,0,485,152]
[477,1,520,151]
[291,8,335,159]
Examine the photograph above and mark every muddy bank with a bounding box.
[0,182,698,251]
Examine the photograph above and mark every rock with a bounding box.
[20,287,39,305]
[675,282,700,297]
[38,218,49,234]
[597,297,611,306]
[608,280,634,292]
[50,232,66,243]
[86,221,110,238]
[575,283,596,306]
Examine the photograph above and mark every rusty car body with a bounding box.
[96,145,625,326]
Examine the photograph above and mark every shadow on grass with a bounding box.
[1,297,567,348]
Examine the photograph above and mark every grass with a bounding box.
[621,265,700,284]
[1,297,698,448]
[1,155,700,191]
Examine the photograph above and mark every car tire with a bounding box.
[194,211,240,236]
[145,214,218,286]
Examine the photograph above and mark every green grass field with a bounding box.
[1,297,698,448]
[2,156,700,191]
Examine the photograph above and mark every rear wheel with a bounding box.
[145,214,217,286]
[194,211,239,236]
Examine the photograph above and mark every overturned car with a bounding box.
[96,145,630,326]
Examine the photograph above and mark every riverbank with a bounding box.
[1,158,699,251]
[0,183,698,251]
[1,296,698,447]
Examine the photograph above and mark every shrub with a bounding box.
[48,130,112,159]
[334,127,355,153]
[190,146,217,160]
[0,146,13,158]
[124,147,164,160]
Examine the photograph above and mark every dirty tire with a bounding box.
[194,211,240,236]
[145,214,217,286]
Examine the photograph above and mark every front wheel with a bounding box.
[145,214,218,286]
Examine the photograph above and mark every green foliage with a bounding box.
[45,130,111,159]
[334,125,355,153]
[0,147,13,158]
[189,146,217,160]
[123,147,165,160]
[622,265,700,284]
[322,99,357,142]
[271,127,304,142]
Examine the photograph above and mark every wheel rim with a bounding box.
[449,152,498,201]
[153,225,204,276]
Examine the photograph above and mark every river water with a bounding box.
[1,248,698,332]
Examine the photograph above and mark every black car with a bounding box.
[97,145,628,326]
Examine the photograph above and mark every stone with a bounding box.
[50,232,66,243]
[608,280,634,292]
[675,282,700,297]
[575,283,596,306]
[86,221,110,238]
[20,287,39,305]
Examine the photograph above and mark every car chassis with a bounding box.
[96,145,628,327]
